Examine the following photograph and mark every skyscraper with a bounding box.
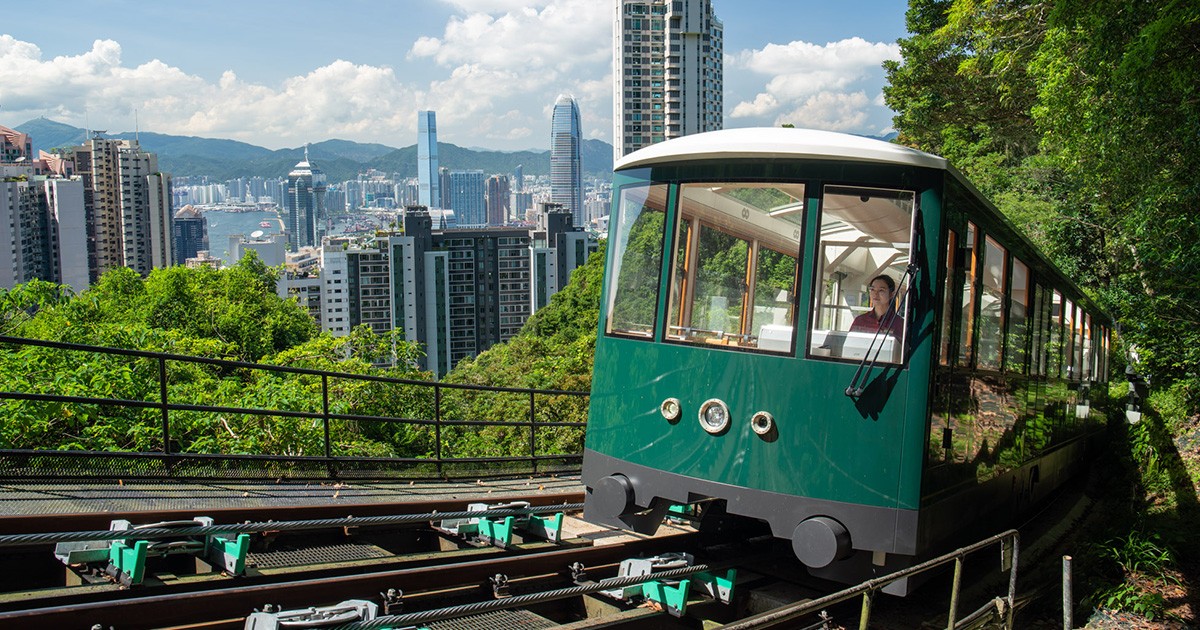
[550,94,584,226]
[70,135,174,280]
[447,170,486,227]
[284,147,327,252]
[173,205,209,265]
[485,175,511,226]
[417,111,441,209]
[613,0,724,159]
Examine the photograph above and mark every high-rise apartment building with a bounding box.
[1,127,32,163]
[284,148,327,252]
[613,0,723,159]
[1,163,88,293]
[417,111,441,209]
[70,135,174,281]
[550,94,584,226]
[173,205,209,265]
[306,207,596,377]
[446,170,486,227]
[530,203,599,312]
[485,175,511,226]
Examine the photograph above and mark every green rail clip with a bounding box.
[109,539,149,586]
[693,568,737,603]
[642,578,691,617]
[479,516,516,548]
[524,512,563,542]
[207,532,250,575]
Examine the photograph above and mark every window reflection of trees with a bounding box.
[924,260,1109,499]
[607,184,668,337]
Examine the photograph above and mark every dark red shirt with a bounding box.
[850,308,904,339]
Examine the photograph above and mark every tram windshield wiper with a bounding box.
[845,262,918,399]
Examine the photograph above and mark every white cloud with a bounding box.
[776,92,871,131]
[727,37,899,134]
[408,0,611,147]
[0,0,614,151]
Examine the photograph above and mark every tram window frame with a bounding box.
[807,184,916,366]
[662,181,805,354]
[1064,299,1077,380]
[1006,258,1030,374]
[1049,291,1064,378]
[939,230,958,366]
[957,222,979,368]
[1031,283,1048,377]
[1084,312,1094,379]
[604,182,671,340]
[977,235,1008,371]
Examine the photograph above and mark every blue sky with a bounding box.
[0,0,909,151]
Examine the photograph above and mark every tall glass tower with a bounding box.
[285,146,327,252]
[417,111,440,209]
[550,94,583,226]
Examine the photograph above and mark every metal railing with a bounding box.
[720,529,1020,630]
[0,335,589,480]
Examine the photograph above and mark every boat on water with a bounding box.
[259,221,272,228]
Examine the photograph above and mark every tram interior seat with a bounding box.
[811,330,897,362]
[758,324,794,352]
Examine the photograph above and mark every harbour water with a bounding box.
[202,210,283,265]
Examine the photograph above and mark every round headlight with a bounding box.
[698,399,730,434]
[751,411,775,436]
[661,398,682,422]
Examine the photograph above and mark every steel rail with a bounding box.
[340,563,720,629]
[716,529,1020,630]
[0,492,584,535]
[0,533,698,629]
[0,503,583,547]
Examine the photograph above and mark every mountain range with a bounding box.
[13,118,616,183]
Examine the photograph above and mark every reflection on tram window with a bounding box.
[606,183,669,338]
[664,182,804,353]
[809,185,914,364]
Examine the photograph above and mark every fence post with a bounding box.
[1063,555,1073,630]
[529,390,537,474]
[947,555,963,629]
[434,384,443,477]
[322,374,333,478]
[158,352,170,470]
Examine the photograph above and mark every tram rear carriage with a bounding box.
[582,128,1111,593]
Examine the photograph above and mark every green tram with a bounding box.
[582,128,1112,593]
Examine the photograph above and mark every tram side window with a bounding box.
[939,230,958,366]
[957,223,978,367]
[606,183,670,338]
[1031,283,1048,376]
[977,236,1007,370]
[664,182,804,352]
[1049,291,1064,378]
[809,185,914,364]
[1064,300,1077,380]
[1005,258,1030,373]
[1081,315,1091,380]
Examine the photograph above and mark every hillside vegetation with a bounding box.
[884,0,1200,623]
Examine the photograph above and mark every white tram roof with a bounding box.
[614,127,947,171]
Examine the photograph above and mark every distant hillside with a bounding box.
[12,118,616,181]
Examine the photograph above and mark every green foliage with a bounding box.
[1087,530,1180,621]
[442,242,606,457]
[0,264,434,460]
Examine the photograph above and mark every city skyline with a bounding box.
[0,0,907,153]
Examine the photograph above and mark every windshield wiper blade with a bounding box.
[845,262,918,399]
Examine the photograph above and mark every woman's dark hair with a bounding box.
[870,275,896,293]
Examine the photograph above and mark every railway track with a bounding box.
[0,481,1098,629]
